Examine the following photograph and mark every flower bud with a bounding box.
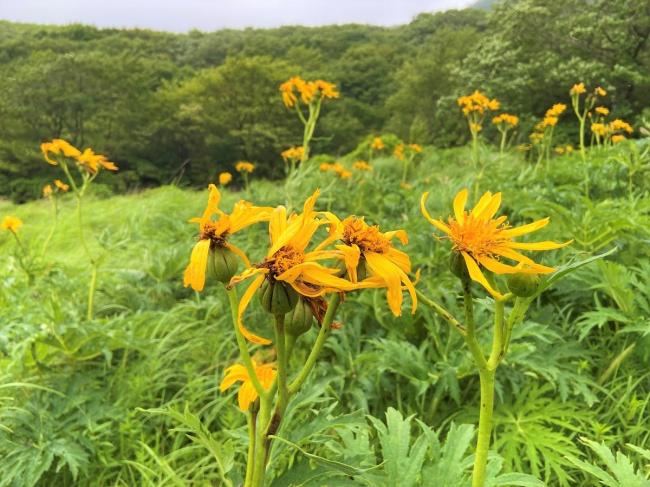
[506,273,540,297]
[285,298,314,337]
[259,279,299,315]
[449,251,469,281]
[207,246,240,283]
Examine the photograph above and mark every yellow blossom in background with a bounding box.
[591,123,607,137]
[1,216,22,233]
[469,122,482,133]
[235,161,255,173]
[570,83,586,95]
[279,76,339,108]
[546,104,567,117]
[77,148,118,173]
[43,184,53,198]
[529,132,544,144]
[517,144,532,152]
[492,113,519,127]
[229,190,358,344]
[339,170,353,180]
[40,138,81,165]
[400,181,413,190]
[595,87,607,97]
[408,143,423,153]
[421,189,570,298]
[542,116,558,127]
[218,172,232,186]
[54,179,70,192]
[319,162,334,172]
[183,184,272,292]
[565,145,574,153]
[219,361,276,411]
[611,135,626,143]
[457,90,500,115]
[353,160,372,171]
[554,146,565,155]
[371,137,385,150]
[281,146,304,163]
[609,119,633,134]
[394,144,405,160]
[595,106,609,116]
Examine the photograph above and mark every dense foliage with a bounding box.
[0,0,648,201]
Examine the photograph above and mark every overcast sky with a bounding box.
[0,0,474,32]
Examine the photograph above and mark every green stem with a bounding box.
[499,129,506,155]
[415,289,466,336]
[244,411,256,487]
[472,368,495,487]
[250,395,272,487]
[289,293,340,394]
[87,264,98,320]
[463,283,488,369]
[41,196,59,257]
[273,314,289,412]
[226,287,267,398]
[597,342,636,385]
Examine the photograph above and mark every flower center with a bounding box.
[342,217,390,254]
[201,220,230,248]
[265,246,305,277]
[448,215,508,258]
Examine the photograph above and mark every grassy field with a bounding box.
[1,142,650,486]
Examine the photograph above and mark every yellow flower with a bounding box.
[325,216,417,316]
[43,184,53,198]
[54,179,69,192]
[77,148,118,173]
[394,144,405,161]
[353,160,372,171]
[565,145,574,153]
[229,190,358,345]
[595,106,609,116]
[421,189,570,298]
[40,139,81,165]
[319,162,334,172]
[570,83,586,95]
[546,104,566,117]
[554,146,565,155]
[1,216,22,233]
[469,122,483,133]
[492,113,519,127]
[220,361,276,411]
[183,184,272,292]
[611,134,626,143]
[371,137,385,150]
[591,122,607,137]
[339,170,352,180]
[408,143,423,153]
[219,172,232,186]
[542,116,558,127]
[279,76,339,108]
[235,161,255,173]
[609,119,633,134]
[457,90,499,115]
[281,146,304,163]
[595,86,607,97]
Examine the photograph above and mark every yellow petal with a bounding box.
[501,218,549,238]
[508,240,572,251]
[461,251,504,299]
[470,191,494,219]
[225,242,251,267]
[420,192,451,234]
[453,189,469,223]
[219,363,249,391]
[183,239,211,291]
[365,251,417,316]
[335,244,361,282]
[478,255,521,275]
[238,381,258,411]
[238,273,272,345]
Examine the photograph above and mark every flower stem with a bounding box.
[289,293,340,394]
[244,411,256,487]
[273,314,289,412]
[250,394,272,487]
[472,368,495,487]
[87,264,98,320]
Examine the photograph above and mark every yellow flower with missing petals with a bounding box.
[353,160,372,171]
[77,148,118,173]
[40,139,81,165]
[219,172,232,186]
[229,190,358,345]
[43,184,53,198]
[54,179,69,192]
[570,83,586,95]
[183,184,272,292]
[371,137,385,150]
[235,161,255,173]
[322,216,417,316]
[1,216,22,233]
[220,361,276,411]
[421,189,570,299]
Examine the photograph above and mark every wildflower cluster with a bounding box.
[319,161,352,179]
[492,113,519,153]
[457,90,500,165]
[530,103,566,163]
[570,83,608,161]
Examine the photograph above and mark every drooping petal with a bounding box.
[384,229,409,245]
[219,363,249,391]
[335,244,361,282]
[365,252,405,316]
[237,272,272,345]
[225,242,251,267]
[238,381,258,411]
[478,255,522,275]
[420,192,451,234]
[183,239,211,291]
[461,251,504,299]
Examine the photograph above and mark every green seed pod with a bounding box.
[449,251,469,281]
[207,246,240,283]
[506,273,540,297]
[285,298,314,337]
[259,279,299,315]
